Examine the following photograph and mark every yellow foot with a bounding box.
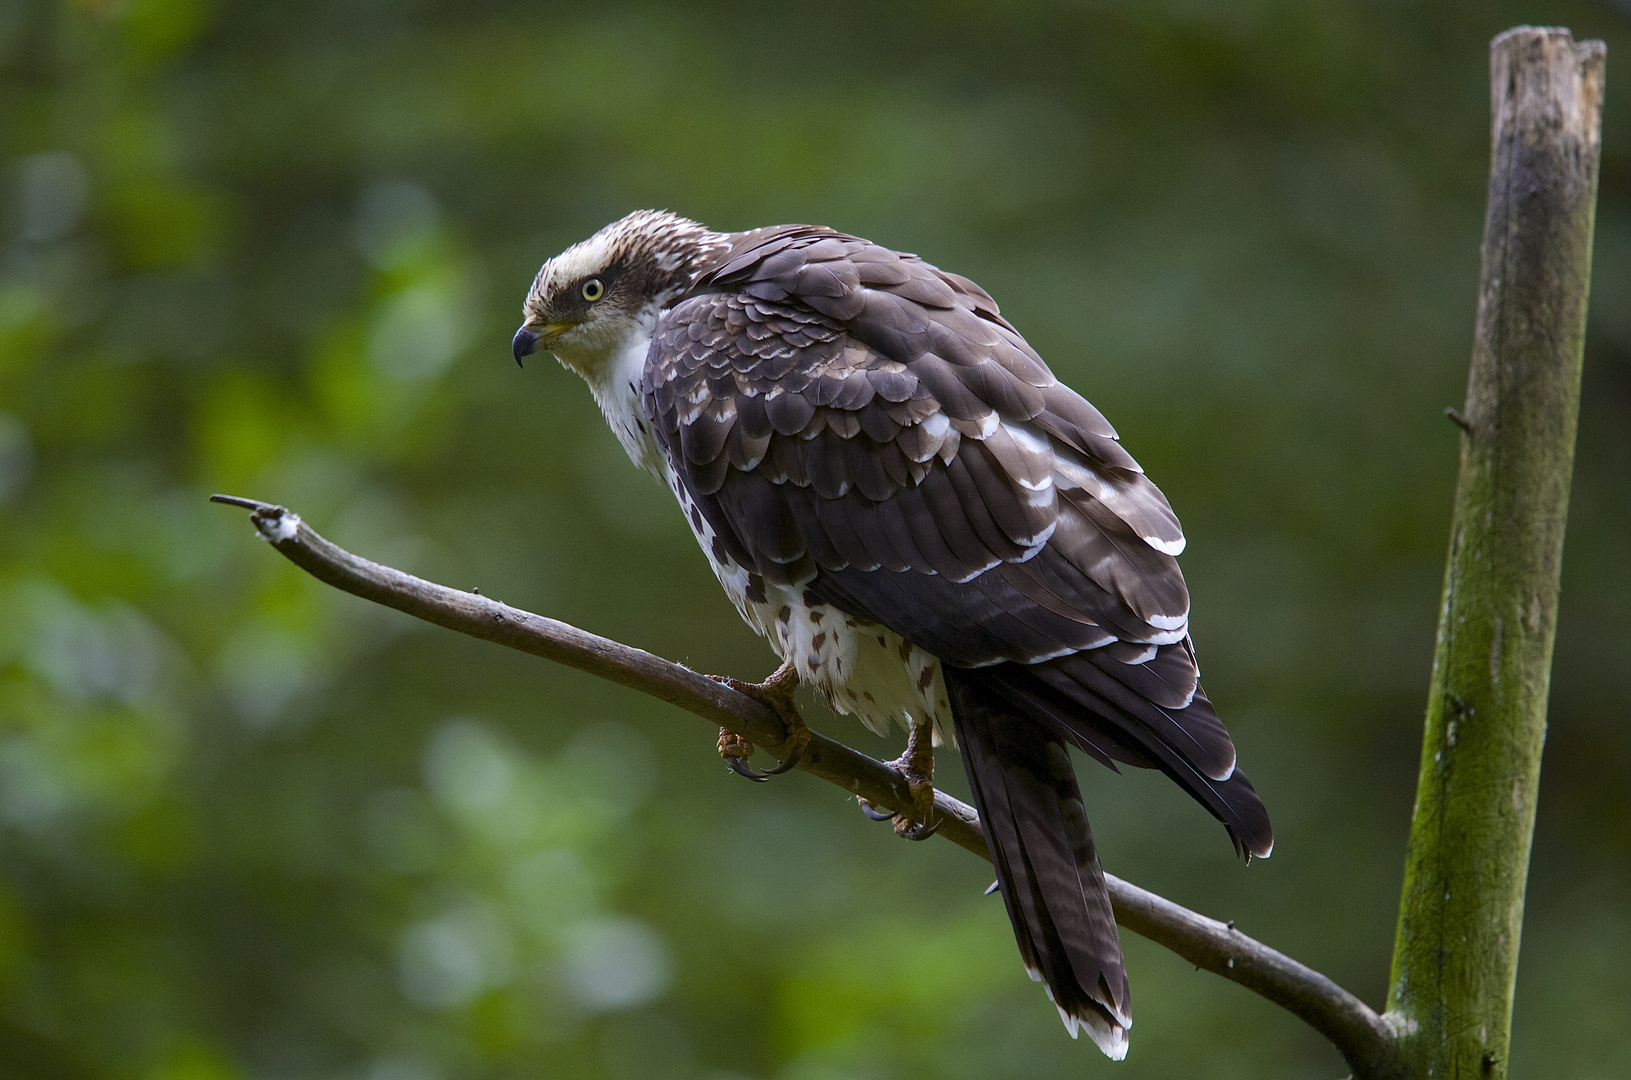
[709,662,810,782]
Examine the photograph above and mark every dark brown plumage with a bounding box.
[517,212,1272,1058]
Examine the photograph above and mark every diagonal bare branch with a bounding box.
[211,493,1403,1078]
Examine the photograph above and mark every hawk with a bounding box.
[514,210,1272,1058]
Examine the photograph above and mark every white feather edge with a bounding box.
[1050,439,1187,556]
[1032,965,1131,1059]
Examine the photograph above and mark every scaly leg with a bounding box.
[711,660,810,782]
[859,716,940,840]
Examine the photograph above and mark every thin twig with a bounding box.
[212,494,1403,1078]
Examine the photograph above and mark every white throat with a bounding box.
[565,303,666,479]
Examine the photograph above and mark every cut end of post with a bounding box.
[1490,27,1607,153]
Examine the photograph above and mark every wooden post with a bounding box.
[1386,26,1604,1080]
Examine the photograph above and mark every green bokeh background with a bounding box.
[2,2,1628,1078]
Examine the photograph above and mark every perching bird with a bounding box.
[514,210,1271,1059]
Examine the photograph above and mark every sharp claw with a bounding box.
[726,756,773,783]
[858,798,896,821]
[894,816,941,842]
[759,739,805,776]
[984,879,1002,896]
[858,797,936,839]
[720,726,802,782]
[711,664,808,783]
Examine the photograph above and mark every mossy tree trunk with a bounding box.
[1385,27,1605,1080]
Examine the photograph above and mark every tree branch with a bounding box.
[211,493,1401,1077]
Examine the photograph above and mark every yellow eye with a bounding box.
[581,278,605,302]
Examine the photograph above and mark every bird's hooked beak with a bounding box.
[511,326,539,366]
[511,321,575,367]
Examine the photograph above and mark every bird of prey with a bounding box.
[514,210,1272,1058]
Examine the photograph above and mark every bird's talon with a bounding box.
[757,737,805,776]
[713,663,808,781]
[894,816,942,841]
[726,755,773,783]
[858,798,896,821]
[718,728,771,781]
[856,793,938,838]
[870,719,940,841]
[718,731,803,781]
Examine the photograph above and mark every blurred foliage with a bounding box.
[0,1,1628,1078]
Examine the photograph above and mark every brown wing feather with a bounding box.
[647,228,1205,653]
[643,224,1270,834]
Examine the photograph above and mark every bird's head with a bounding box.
[513,209,725,380]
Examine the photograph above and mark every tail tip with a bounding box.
[1047,981,1132,1060]
[1058,1005,1130,1060]
[1231,829,1274,862]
